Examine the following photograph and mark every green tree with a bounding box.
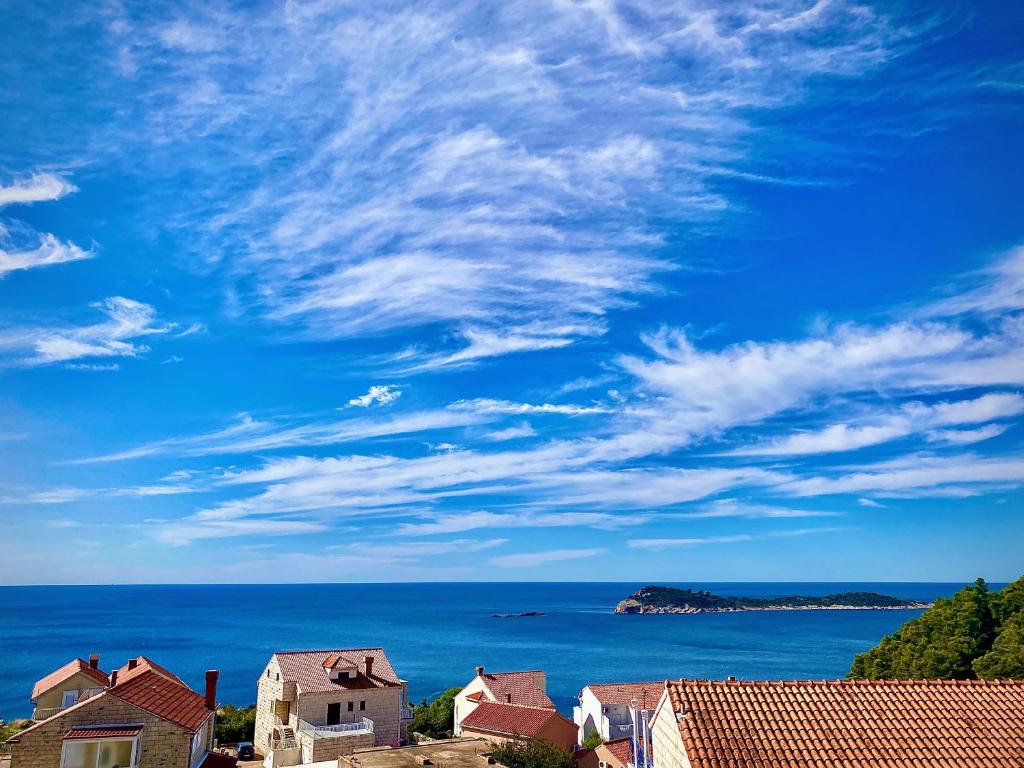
[849,576,1024,680]
[408,687,461,740]
[215,704,257,745]
[489,738,575,768]
[580,731,604,750]
[0,719,31,744]
[973,611,1024,679]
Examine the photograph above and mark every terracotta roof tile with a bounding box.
[461,702,570,738]
[64,725,143,740]
[115,656,185,686]
[601,739,633,766]
[275,648,402,694]
[482,671,554,709]
[109,669,211,732]
[586,682,663,711]
[666,678,1024,768]
[32,659,109,700]
[199,752,238,768]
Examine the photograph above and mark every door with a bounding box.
[327,702,341,725]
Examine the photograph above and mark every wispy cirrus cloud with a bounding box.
[628,526,850,550]
[0,172,91,277]
[0,297,174,367]
[489,547,606,568]
[82,0,958,366]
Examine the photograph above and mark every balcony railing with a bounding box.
[32,707,63,721]
[401,707,413,721]
[297,718,373,739]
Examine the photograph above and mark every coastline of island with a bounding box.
[615,585,932,614]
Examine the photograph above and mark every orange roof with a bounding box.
[461,701,570,738]
[32,659,109,700]
[109,669,211,732]
[667,678,1024,768]
[65,725,143,740]
[275,648,402,693]
[586,681,663,710]
[466,691,484,702]
[115,656,185,686]
[599,739,633,767]
[481,670,554,709]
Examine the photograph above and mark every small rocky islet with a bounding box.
[615,585,931,614]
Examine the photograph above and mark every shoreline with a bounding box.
[616,603,932,614]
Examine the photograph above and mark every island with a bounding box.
[615,585,931,614]
[490,611,546,618]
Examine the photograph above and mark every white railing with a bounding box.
[401,707,414,721]
[297,718,373,739]
[32,707,63,721]
[270,737,297,751]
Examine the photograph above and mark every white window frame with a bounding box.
[60,729,142,768]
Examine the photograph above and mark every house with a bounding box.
[452,667,553,737]
[29,656,109,721]
[574,739,632,768]
[253,648,411,768]
[458,702,577,749]
[4,656,232,768]
[573,682,661,753]
[649,677,1024,768]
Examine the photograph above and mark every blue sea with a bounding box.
[0,582,971,720]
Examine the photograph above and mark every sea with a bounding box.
[0,582,974,720]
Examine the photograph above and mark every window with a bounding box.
[62,740,136,768]
[266,670,270,678]
[347,702,354,712]
[359,701,365,711]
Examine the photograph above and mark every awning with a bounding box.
[65,726,144,740]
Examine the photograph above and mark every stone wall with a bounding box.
[296,687,403,748]
[649,700,691,768]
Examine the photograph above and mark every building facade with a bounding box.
[452,667,554,737]
[4,657,229,768]
[254,648,411,768]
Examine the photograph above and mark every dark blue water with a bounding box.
[0,582,969,719]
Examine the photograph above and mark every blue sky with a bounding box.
[0,0,1021,584]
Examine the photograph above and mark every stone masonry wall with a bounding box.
[9,693,206,768]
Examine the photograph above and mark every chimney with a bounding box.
[475,666,484,677]
[89,654,100,670]
[127,659,138,670]
[205,670,219,710]
[110,670,119,686]
[726,675,736,682]
[364,656,374,679]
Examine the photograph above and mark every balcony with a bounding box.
[401,706,414,721]
[297,718,373,739]
[32,707,63,721]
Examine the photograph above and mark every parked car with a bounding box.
[236,742,255,761]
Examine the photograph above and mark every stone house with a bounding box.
[3,656,233,768]
[452,667,554,737]
[254,648,411,768]
[29,656,110,722]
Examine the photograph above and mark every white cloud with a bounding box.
[728,393,1024,456]
[396,511,650,536]
[347,384,402,408]
[923,244,1024,317]
[0,233,92,278]
[0,173,77,207]
[483,423,537,441]
[330,538,508,559]
[628,526,847,550]
[450,398,612,416]
[685,499,839,519]
[489,547,605,568]
[0,297,174,366]
[155,518,327,546]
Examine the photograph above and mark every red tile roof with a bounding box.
[466,691,484,702]
[115,656,185,686]
[32,659,109,700]
[275,648,402,693]
[481,671,554,709]
[666,678,1024,768]
[461,702,569,738]
[586,682,663,711]
[65,725,143,740]
[109,669,212,732]
[599,739,632,767]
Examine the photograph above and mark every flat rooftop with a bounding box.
[342,739,493,768]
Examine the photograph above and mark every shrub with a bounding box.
[490,738,575,768]
[215,704,257,745]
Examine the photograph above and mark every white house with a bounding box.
[574,682,661,768]
[452,666,554,736]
